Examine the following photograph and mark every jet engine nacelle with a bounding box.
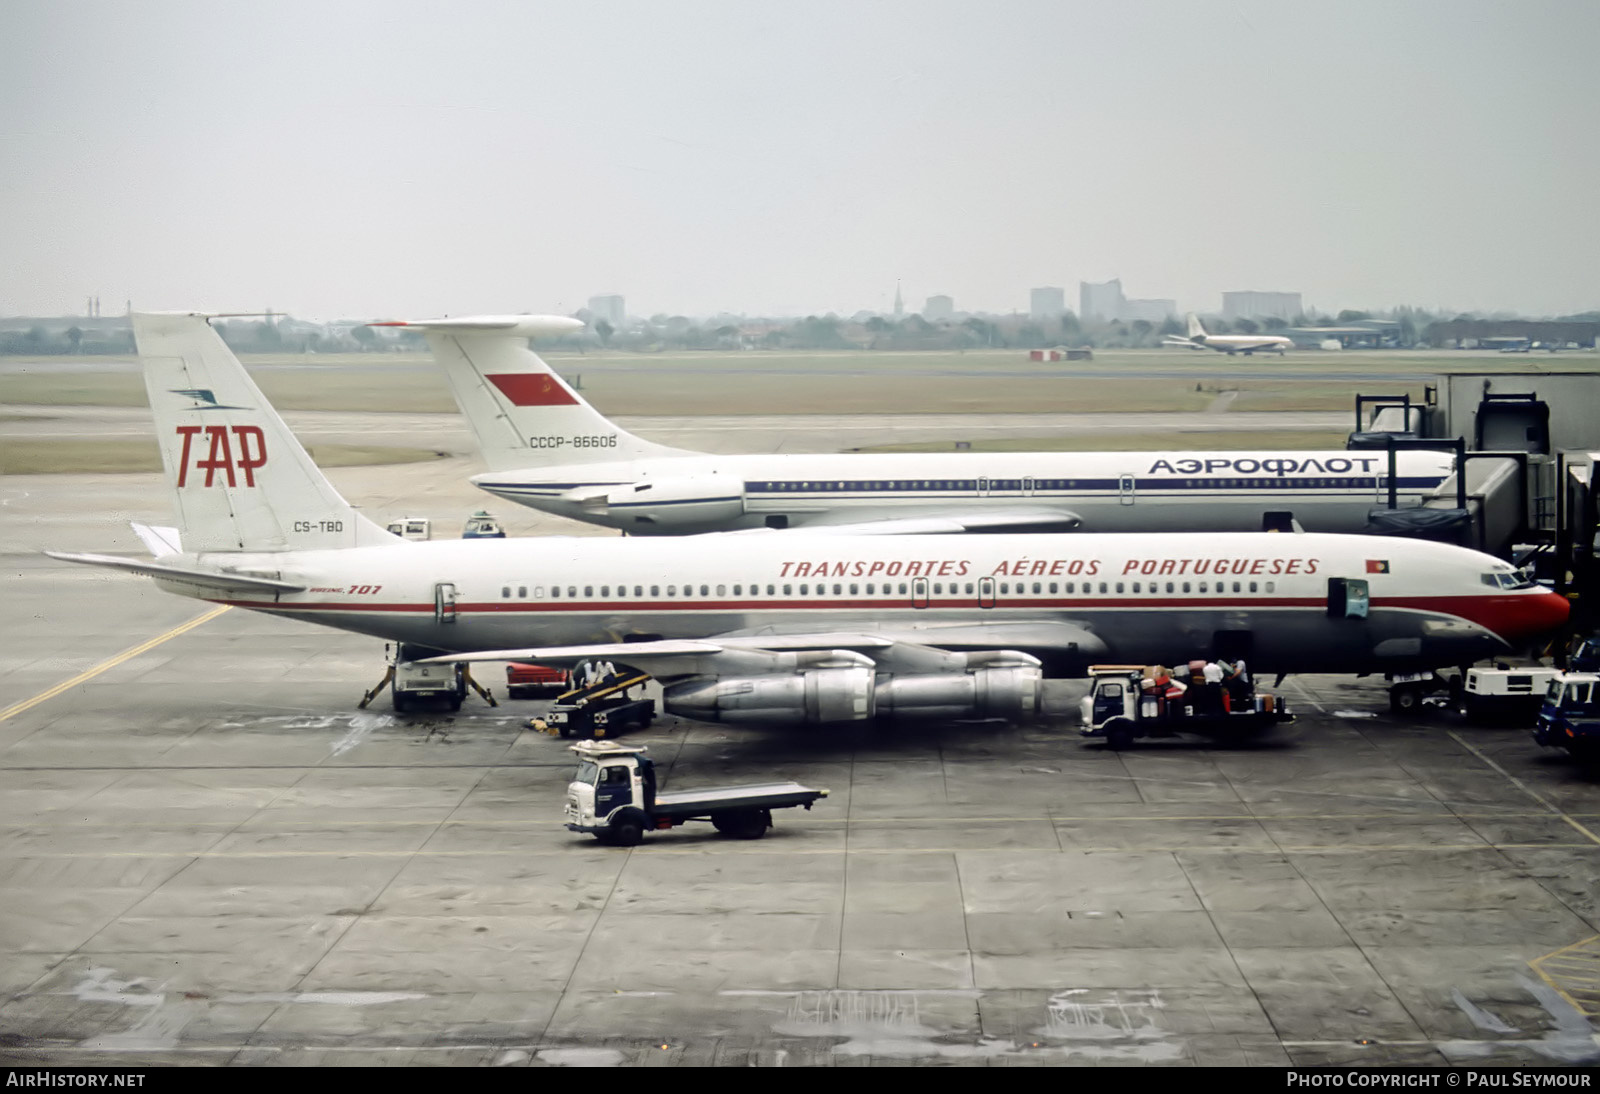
[874,652,1043,722]
[590,475,746,529]
[663,649,1044,726]
[665,665,877,725]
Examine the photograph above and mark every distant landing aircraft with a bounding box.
[1163,313,1293,356]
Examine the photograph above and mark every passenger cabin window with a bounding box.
[501,586,510,598]
[649,585,658,597]
[519,586,528,598]
[551,587,561,598]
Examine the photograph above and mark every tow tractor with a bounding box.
[564,741,829,845]
[531,668,655,738]
[1386,664,1560,722]
[1080,665,1291,749]
[1532,672,1600,762]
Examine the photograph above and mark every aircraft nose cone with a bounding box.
[1513,589,1570,641]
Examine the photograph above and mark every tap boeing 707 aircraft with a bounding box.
[45,314,1566,726]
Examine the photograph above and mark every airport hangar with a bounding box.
[0,365,1598,1066]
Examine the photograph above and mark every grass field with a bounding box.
[0,439,446,475]
[2,345,1539,415]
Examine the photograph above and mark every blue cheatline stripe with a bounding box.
[742,476,1448,494]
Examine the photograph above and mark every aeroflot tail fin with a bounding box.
[133,313,399,552]
[1186,312,1206,339]
[381,315,693,470]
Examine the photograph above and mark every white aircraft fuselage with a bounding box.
[470,449,1453,536]
[179,531,1567,677]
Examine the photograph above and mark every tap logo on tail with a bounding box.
[171,388,248,411]
[174,425,267,486]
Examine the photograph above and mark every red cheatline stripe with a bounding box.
[486,373,578,407]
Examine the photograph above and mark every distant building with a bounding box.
[1120,298,1176,324]
[1030,286,1065,320]
[893,282,904,319]
[1080,279,1124,323]
[1079,280,1173,324]
[1222,291,1301,322]
[587,294,626,328]
[923,295,954,321]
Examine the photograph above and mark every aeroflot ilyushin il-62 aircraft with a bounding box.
[48,314,1567,726]
[1162,313,1295,356]
[374,315,1446,536]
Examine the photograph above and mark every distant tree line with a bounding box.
[3,305,1596,356]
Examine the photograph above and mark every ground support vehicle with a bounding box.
[564,741,829,845]
[505,662,570,699]
[359,643,497,712]
[385,517,431,540]
[1080,665,1291,749]
[1458,665,1560,722]
[1386,664,1559,722]
[462,510,506,538]
[1532,672,1600,761]
[531,668,655,738]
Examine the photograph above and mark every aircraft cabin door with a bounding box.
[1118,474,1136,505]
[979,576,996,608]
[434,582,458,625]
[1326,577,1370,620]
[912,577,930,609]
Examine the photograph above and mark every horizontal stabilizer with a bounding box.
[371,315,585,339]
[45,551,305,594]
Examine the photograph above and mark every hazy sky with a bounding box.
[3,0,1596,320]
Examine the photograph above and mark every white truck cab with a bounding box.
[386,517,432,541]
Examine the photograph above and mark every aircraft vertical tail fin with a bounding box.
[383,316,692,470]
[1187,312,1206,340]
[134,313,400,552]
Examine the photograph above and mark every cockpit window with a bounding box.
[1481,570,1534,590]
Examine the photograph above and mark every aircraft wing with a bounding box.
[1160,337,1201,349]
[421,620,1106,676]
[761,508,1085,535]
[44,551,306,594]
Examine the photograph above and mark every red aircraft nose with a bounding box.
[1507,589,1571,642]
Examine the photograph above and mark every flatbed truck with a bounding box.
[1080,665,1291,749]
[564,741,829,845]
